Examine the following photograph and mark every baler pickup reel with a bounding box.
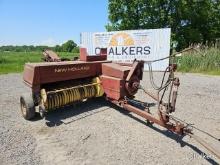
[20,48,220,160]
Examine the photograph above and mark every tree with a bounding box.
[54,45,62,52]
[107,0,220,50]
[71,46,79,53]
[61,40,77,52]
[0,40,79,52]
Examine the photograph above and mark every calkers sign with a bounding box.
[81,28,171,70]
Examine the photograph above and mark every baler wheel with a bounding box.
[20,94,35,120]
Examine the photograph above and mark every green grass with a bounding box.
[176,47,220,75]
[0,51,79,74]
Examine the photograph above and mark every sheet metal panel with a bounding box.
[81,32,94,55]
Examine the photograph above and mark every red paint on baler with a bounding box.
[102,63,131,79]
[23,61,110,90]
[80,48,107,61]
[100,75,126,100]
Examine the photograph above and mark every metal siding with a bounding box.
[80,32,94,55]
[150,28,170,71]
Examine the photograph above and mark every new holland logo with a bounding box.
[107,32,151,56]
[54,66,90,73]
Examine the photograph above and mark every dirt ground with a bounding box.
[0,72,220,165]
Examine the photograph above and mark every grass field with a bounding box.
[176,47,220,75]
[0,51,78,74]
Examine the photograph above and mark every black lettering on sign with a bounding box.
[136,47,143,55]
[144,46,151,55]
[108,46,151,56]
[122,47,128,55]
[130,47,135,55]
[109,47,114,55]
[115,47,121,55]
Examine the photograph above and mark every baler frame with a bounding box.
[20,48,220,161]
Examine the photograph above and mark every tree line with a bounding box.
[0,40,79,53]
[107,0,220,50]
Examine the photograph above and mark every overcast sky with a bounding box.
[0,0,108,46]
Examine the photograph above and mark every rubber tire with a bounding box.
[20,94,35,120]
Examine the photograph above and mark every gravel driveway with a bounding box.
[0,72,220,165]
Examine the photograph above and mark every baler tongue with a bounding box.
[186,132,220,160]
